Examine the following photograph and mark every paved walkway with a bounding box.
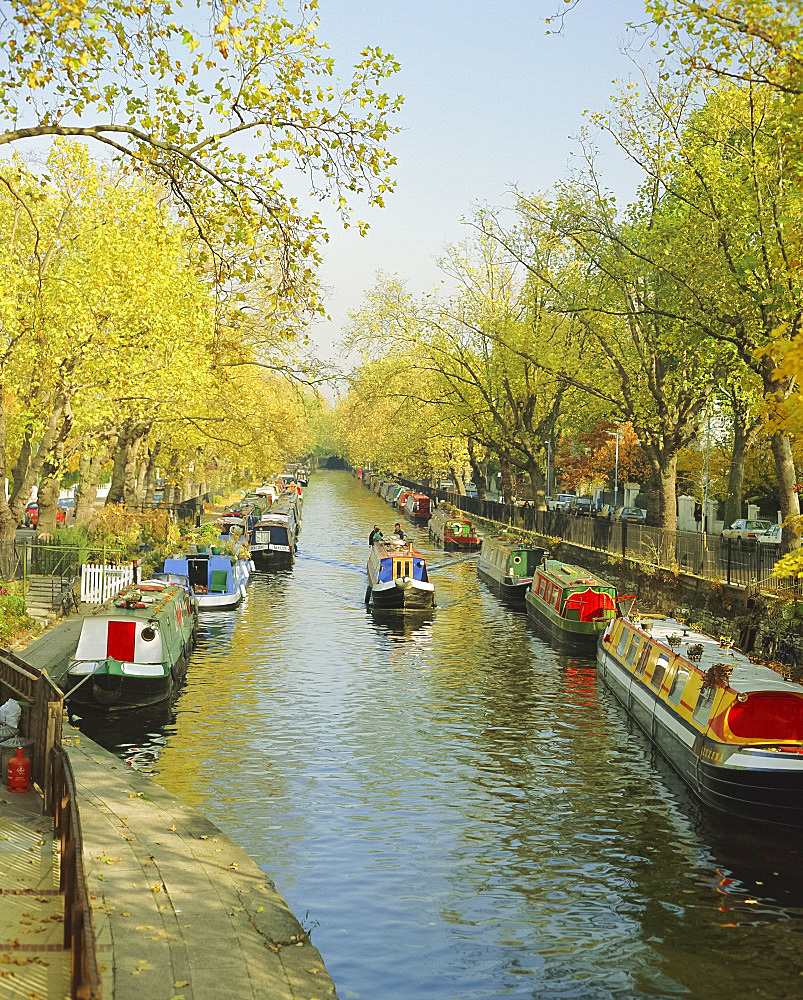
[0,787,70,1000]
[7,610,338,1000]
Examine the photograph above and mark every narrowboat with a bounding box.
[366,537,435,610]
[476,536,545,604]
[404,492,432,523]
[525,560,624,651]
[250,498,298,567]
[428,507,481,551]
[64,581,196,710]
[598,616,803,827]
[163,554,247,610]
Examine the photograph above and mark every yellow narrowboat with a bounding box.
[598,615,803,827]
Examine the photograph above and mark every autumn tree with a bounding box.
[0,0,402,297]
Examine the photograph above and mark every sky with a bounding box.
[308,0,651,366]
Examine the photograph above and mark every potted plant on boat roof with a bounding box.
[686,642,704,662]
[666,632,682,648]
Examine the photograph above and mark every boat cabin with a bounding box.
[531,562,618,624]
[165,554,235,597]
[404,493,432,521]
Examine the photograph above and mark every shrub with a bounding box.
[0,592,36,643]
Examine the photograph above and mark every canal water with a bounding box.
[79,471,803,1000]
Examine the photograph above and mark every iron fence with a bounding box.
[383,478,792,595]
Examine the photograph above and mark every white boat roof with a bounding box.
[630,615,801,695]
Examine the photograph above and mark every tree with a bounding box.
[648,1,803,94]
[0,1,403,294]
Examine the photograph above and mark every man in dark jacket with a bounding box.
[368,525,383,546]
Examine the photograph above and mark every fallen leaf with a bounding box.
[173,981,189,988]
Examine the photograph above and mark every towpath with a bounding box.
[3,613,337,1000]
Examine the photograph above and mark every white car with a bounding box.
[757,523,782,545]
[721,518,772,545]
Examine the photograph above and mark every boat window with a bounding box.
[635,644,651,676]
[668,666,690,705]
[692,685,716,727]
[616,626,630,658]
[551,587,560,609]
[625,637,640,666]
[537,578,545,597]
[650,653,669,690]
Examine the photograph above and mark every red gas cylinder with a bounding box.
[7,746,31,792]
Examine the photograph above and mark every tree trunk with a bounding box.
[134,458,148,503]
[526,458,546,510]
[658,454,678,534]
[106,424,146,505]
[75,431,119,525]
[36,472,60,533]
[467,439,488,501]
[771,430,801,553]
[722,428,749,527]
[142,440,161,507]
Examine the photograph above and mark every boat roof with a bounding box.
[626,616,801,695]
[483,535,543,554]
[374,538,425,560]
[540,559,613,589]
[90,580,184,618]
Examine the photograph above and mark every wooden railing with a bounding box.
[0,648,101,998]
[0,648,63,804]
[52,746,102,1000]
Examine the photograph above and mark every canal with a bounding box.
[79,471,803,1000]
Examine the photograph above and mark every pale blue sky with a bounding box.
[310,0,650,358]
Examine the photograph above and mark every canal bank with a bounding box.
[16,617,337,1000]
[465,507,801,672]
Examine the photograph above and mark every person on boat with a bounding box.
[392,522,406,540]
[368,525,383,546]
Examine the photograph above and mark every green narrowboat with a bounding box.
[476,536,546,604]
[65,580,197,710]
[525,560,624,652]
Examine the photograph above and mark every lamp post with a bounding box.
[608,430,619,507]
[703,410,710,538]
[545,439,552,500]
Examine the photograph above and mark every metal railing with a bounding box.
[52,746,103,1000]
[380,478,792,594]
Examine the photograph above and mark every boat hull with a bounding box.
[476,563,530,605]
[66,649,190,711]
[598,635,803,827]
[197,591,242,611]
[367,579,434,610]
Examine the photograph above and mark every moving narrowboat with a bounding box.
[598,616,803,827]
[525,560,624,651]
[366,537,435,610]
[163,554,247,610]
[250,498,298,567]
[404,493,432,523]
[65,581,196,710]
[428,507,481,551]
[476,536,545,604]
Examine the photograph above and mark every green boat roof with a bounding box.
[539,559,614,590]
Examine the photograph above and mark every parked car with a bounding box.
[570,496,595,517]
[23,503,66,527]
[757,523,782,546]
[598,504,619,520]
[617,507,647,524]
[721,518,772,545]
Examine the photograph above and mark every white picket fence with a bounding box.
[80,563,135,604]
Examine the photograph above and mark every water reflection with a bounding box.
[78,471,803,1000]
